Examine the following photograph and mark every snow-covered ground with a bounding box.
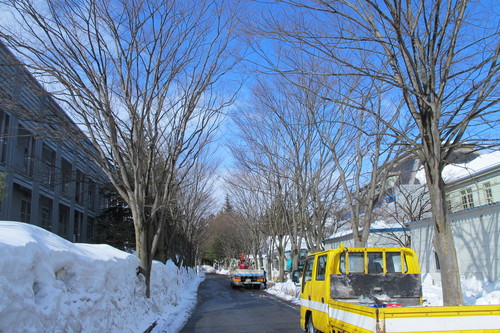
[0,221,203,333]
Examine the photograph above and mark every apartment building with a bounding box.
[0,41,107,243]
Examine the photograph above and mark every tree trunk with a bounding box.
[291,246,299,271]
[152,216,168,264]
[134,221,152,298]
[258,248,264,270]
[425,165,463,305]
[278,250,286,282]
[266,254,273,282]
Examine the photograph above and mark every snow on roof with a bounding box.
[415,151,500,184]
[324,220,403,241]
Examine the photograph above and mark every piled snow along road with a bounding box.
[0,221,202,333]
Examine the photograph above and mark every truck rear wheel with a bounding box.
[306,315,317,333]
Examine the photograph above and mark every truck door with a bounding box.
[300,256,315,329]
[311,254,329,332]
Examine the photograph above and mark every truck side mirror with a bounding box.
[291,269,302,285]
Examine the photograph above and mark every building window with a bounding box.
[41,144,56,189]
[75,170,85,204]
[484,182,494,205]
[39,196,52,231]
[385,187,396,203]
[87,180,96,210]
[74,211,83,242]
[446,194,452,213]
[58,204,70,239]
[0,110,10,162]
[61,158,72,195]
[20,199,31,223]
[87,217,95,241]
[17,126,35,177]
[460,188,474,210]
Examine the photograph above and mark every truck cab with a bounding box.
[300,245,422,333]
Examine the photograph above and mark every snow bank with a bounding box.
[0,221,203,333]
[422,274,500,306]
[202,265,215,274]
[265,279,300,304]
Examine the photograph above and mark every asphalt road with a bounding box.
[179,273,303,333]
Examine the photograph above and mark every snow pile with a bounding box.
[422,274,500,306]
[215,268,230,275]
[0,221,203,333]
[202,265,216,273]
[416,150,500,184]
[265,279,300,304]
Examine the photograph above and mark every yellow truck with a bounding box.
[298,245,500,333]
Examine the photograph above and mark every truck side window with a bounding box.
[302,257,314,292]
[316,255,327,281]
[348,253,365,273]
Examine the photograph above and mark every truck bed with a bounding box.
[328,299,500,333]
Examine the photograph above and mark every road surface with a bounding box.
[179,273,303,333]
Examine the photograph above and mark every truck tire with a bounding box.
[306,315,317,333]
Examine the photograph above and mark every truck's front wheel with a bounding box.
[306,315,317,333]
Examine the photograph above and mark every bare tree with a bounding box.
[255,0,499,306]
[0,0,241,297]
[229,74,343,278]
[226,172,269,270]
[165,155,219,267]
[318,78,404,246]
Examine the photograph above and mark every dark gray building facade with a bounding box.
[0,41,107,242]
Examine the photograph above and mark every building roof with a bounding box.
[323,220,408,243]
[415,151,500,185]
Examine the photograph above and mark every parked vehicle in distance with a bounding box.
[229,253,266,289]
[297,245,500,333]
